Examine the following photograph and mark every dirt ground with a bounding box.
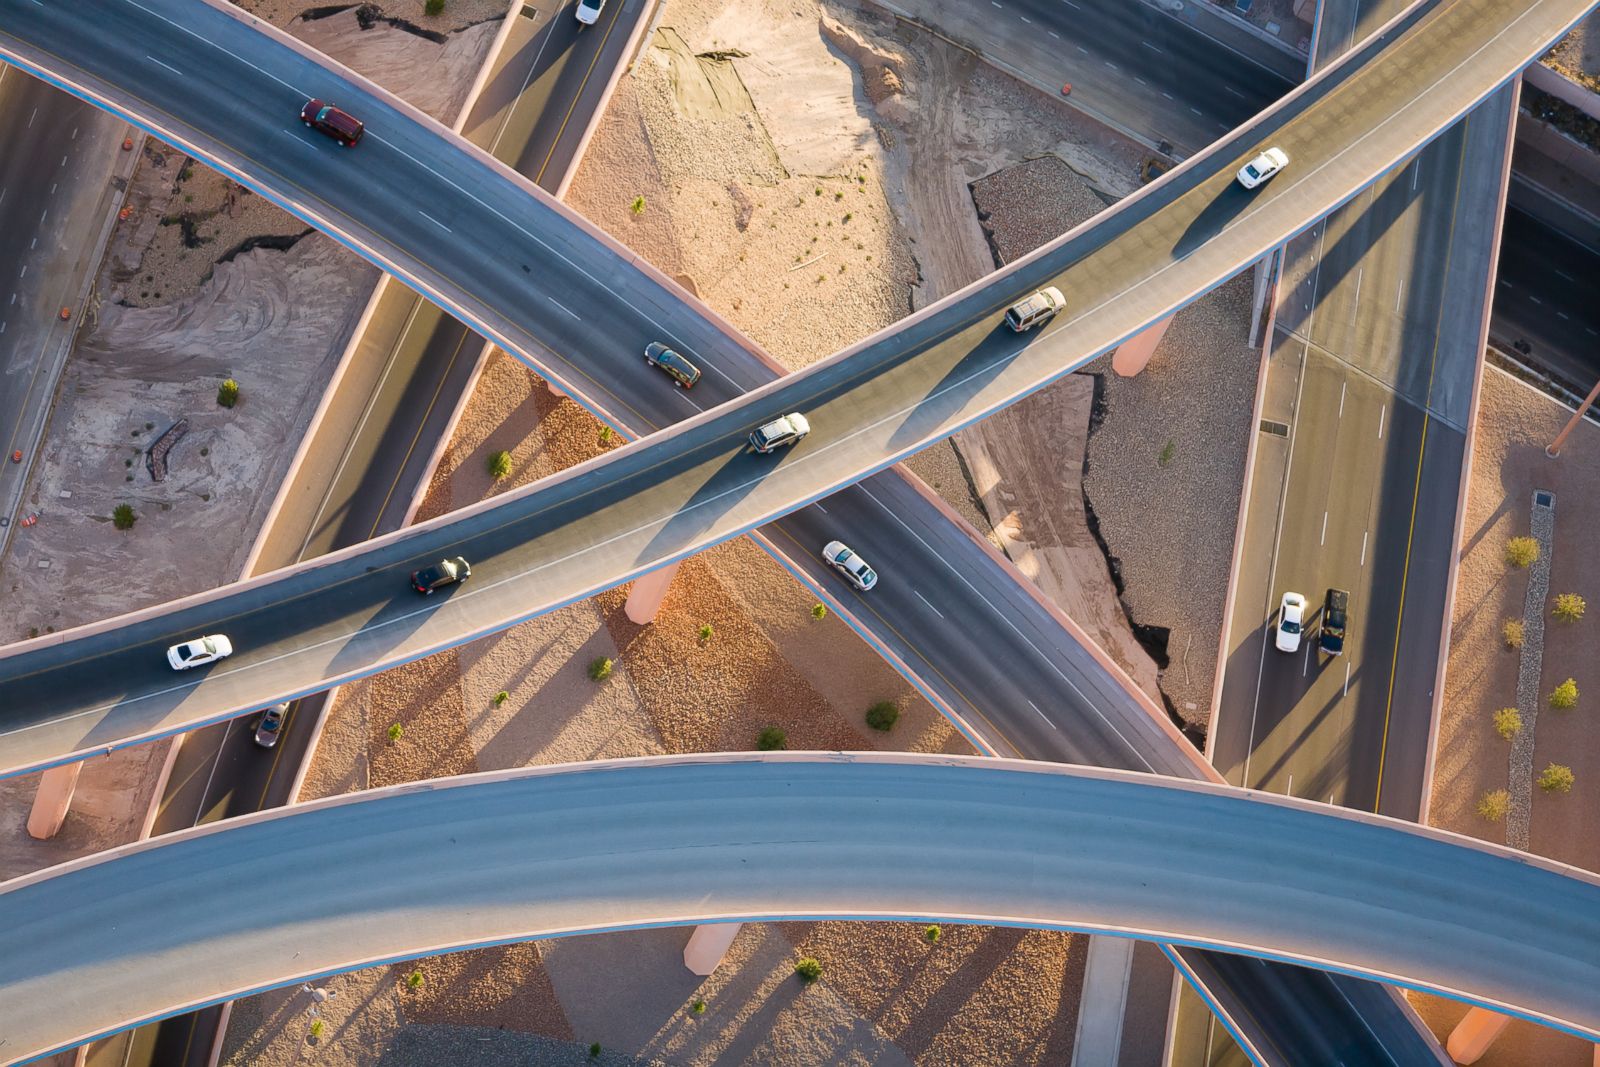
[230,0,510,35]
[1545,9,1600,92]
[1411,367,1599,1066]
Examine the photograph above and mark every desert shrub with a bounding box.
[811,603,827,620]
[493,691,509,706]
[487,449,512,480]
[1158,439,1176,467]
[310,1020,325,1039]
[1553,592,1586,623]
[692,1000,706,1014]
[794,957,822,984]
[630,195,645,215]
[589,1043,601,1058]
[1476,789,1510,822]
[588,656,613,682]
[425,0,444,13]
[1502,618,1524,648]
[924,925,941,943]
[756,726,786,751]
[1493,707,1522,739]
[112,504,136,530]
[865,701,900,732]
[599,425,613,444]
[217,378,240,408]
[387,722,403,742]
[698,623,713,643]
[1539,764,1575,793]
[406,970,425,989]
[1504,536,1539,568]
[1550,678,1579,709]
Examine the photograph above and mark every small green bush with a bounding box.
[599,425,613,444]
[924,925,941,943]
[1157,439,1176,467]
[865,701,900,732]
[1476,788,1510,822]
[589,1042,601,1058]
[387,722,403,742]
[692,999,707,1015]
[588,656,613,682]
[698,623,714,643]
[1553,592,1587,623]
[406,969,425,990]
[1550,678,1579,710]
[834,191,844,200]
[1504,536,1539,568]
[1502,618,1524,648]
[112,504,136,531]
[794,957,822,984]
[217,378,240,408]
[630,195,646,215]
[487,449,512,480]
[425,0,445,13]
[811,603,827,620]
[1539,763,1575,794]
[493,690,509,706]
[310,1020,325,1040]
[1493,707,1522,739]
[756,726,786,751]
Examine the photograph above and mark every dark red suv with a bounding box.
[300,99,364,147]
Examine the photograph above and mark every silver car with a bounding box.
[254,702,290,749]
[822,540,878,591]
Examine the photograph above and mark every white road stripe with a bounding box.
[417,211,452,233]
[1026,700,1056,728]
[147,56,185,77]
[913,590,945,618]
[547,297,581,320]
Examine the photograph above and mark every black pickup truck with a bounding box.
[1320,588,1349,655]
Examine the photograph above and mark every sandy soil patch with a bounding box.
[231,0,509,36]
[1545,10,1600,92]
[1410,367,1600,1065]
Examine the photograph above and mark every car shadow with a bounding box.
[1172,188,1253,260]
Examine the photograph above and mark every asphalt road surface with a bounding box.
[1493,202,1600,389]
[0,67,127,553]
[3,754,1598,1066]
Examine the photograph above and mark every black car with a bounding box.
[643,342,701,389]
[411,556,472,594]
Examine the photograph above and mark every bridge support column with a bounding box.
[683,922,741,975]
[27,762,83,840]
[1111,315,1173,377]
[1446,1006,1511,1064]
[625,560,681,624]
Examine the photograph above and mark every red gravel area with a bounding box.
[596,557,871,753]
[364,647,479,790]
[397,945,574,1039]
[779,920,1087,1065]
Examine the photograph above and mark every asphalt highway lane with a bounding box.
[3,754,1599,1065]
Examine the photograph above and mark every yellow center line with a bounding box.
[534,0,625,185]
[1372,118,1470,813]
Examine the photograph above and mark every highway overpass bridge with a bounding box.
[1,754,1597,1065]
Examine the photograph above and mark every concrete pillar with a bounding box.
[625,560,681,624]
[683,922,741,975]
[1071,936,1135,1065]
[27,762,83,840]
[1111,315,1173,377]
[1446,1006,1511,1064]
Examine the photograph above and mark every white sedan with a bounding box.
[1237,146,1289,189]
[574,0,604,24]
[821,541,878,592]
[1274,592,1306,653]
[167,634,233,671]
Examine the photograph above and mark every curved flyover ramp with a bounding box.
[2,754,1598,1064]
[1,0,1596,776]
